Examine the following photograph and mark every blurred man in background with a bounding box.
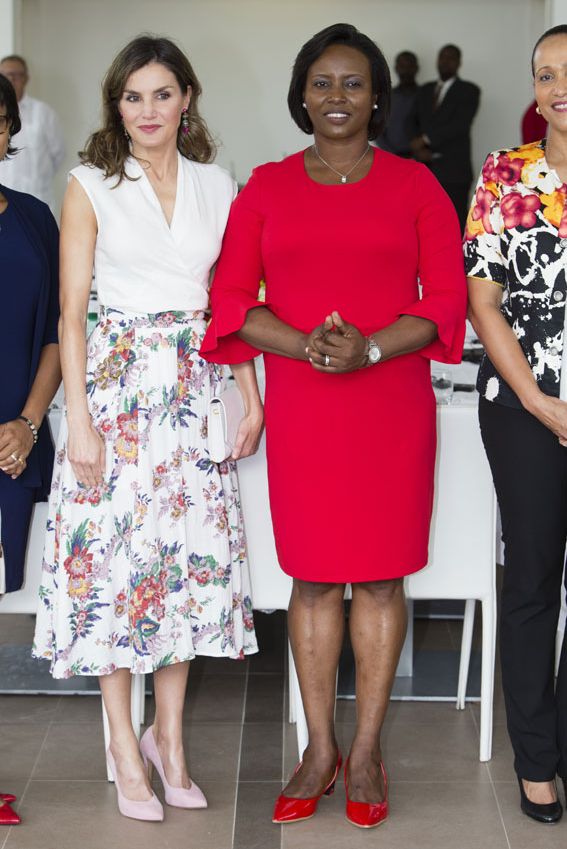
[377,50,419,158]
[409,44,480,231]
[0,55,65,209]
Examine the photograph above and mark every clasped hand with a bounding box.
[0,419,34,479]
[409,136,433,163]
[306,311,368,374]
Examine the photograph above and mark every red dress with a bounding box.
[201,149,466,582]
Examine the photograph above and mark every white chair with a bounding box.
[406,403,497,762]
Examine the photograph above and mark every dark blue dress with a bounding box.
[0,187,59,592]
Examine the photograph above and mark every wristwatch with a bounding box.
[366,336,382,365]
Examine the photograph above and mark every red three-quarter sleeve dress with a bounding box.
[201,148,467,583]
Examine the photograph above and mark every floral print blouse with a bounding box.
[464,140,567,407]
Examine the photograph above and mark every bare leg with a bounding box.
[100,669,152,801]
[152,661,191,788]
[346,578,407,803]
[284,579,345,798]
[521,780,557,804]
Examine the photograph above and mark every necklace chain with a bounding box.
[312,144,371,183]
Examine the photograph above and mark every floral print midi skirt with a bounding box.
[33,307,257,678]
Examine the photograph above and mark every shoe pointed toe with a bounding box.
[141,727,207,809]
[272,794,317,824]
[106,748,165,822]
[345,798,388,828]
[118,793,165,822]
[344,759,389,829]
[272,753,342,824]
[0,803,21,826]
[518,778,562,824]
[165,779,208,809]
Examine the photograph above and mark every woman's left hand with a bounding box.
[308,311,368,373]
[231,405,264,460]
[0,419,34,479]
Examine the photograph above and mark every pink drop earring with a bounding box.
[181,107,190,135]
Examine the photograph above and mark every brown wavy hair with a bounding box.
[80,34,216,182]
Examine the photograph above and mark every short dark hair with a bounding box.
[439,44,462,60]
[396,50,418,64]
[288,23,391,140]
[532,25,567,76]
[0,73,21,157]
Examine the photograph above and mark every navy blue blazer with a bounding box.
[0,185,59,501]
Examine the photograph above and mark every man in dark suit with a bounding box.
[377,51,419,157]
[409,44,480,231]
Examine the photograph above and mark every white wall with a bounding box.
[549,0,567,24]
[0,0,20,56]
[19,0,547,212]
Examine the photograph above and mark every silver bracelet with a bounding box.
[17,415,38,444]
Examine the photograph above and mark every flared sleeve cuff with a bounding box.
[201,293,270,364]
[408,163,467,363]
[401,293,466,364]
[200,166,269,364]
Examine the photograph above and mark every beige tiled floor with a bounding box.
[1,610,567,849]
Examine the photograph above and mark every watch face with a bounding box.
[368,344,381,363]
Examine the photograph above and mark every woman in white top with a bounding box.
[33,35,263,822]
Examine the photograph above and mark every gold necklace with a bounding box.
[312,144,371,183]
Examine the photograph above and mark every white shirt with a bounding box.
[71,154,237,313]
[434,76,457,107]
[0,94,66,209]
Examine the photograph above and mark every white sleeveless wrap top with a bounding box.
[70,153,236,313]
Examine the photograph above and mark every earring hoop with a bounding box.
[536,105,542,115]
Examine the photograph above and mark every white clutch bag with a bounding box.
[208,384,245,463]
[0,508,5,595]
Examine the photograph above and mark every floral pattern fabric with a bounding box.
[33,307,257,678]
[464,140,567,407]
